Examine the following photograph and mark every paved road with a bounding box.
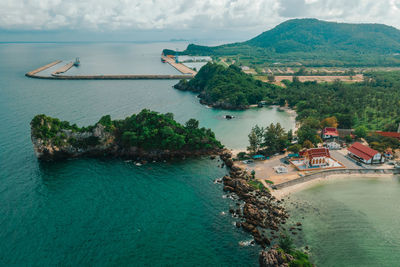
[330,150,363,169]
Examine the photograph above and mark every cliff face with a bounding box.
[31,122,116,160]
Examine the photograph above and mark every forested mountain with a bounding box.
[180,19,400,66]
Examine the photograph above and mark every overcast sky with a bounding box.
[1,0,400,42]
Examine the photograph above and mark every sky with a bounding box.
[1,0,400,42]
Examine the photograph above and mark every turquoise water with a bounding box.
[287,177,400,267]
[0,42,295,266]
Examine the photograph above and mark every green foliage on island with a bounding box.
[31,109,223,152]
[174,63,277,109]
[113,110,222,151]
[182,19,400,67]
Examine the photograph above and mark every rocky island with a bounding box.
[31,109,223,161]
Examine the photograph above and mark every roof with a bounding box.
[252,155,266,159]
[305,148,330,160]
[348,142,379,161]
[323,127,339,137]
[375,131,400,139]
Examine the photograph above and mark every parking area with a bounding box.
[330,149,364,169]
[236,153,301,184]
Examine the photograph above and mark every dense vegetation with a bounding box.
[174,63,277,109]
[279,71,400,130]
[178,19,400,67]
[31,109,223,151]
[247,123,292,155]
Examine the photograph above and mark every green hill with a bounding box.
[180,19,400,66]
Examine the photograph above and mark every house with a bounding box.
[326,141,341,150]
[304,148,331,167]
[347,142,384,164]
[322,127,339,139]
[375,131,400,141]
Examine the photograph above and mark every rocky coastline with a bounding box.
[219,151,310,266]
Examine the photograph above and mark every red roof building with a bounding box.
[375,131,400,140]
[304,148,331,167]
[348,142,384,164]
[322,127,339,139]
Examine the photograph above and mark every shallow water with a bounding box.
[287,177,400,266]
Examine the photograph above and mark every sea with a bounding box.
[0,42,399,266]
[0,42,292,266]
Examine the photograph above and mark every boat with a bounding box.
[73,57,80,67]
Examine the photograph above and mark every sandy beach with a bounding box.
[271,173,399,199]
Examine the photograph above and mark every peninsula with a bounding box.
[31,109,223,161]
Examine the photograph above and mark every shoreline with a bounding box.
[271,173,399,199]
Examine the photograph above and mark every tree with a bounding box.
[297,125,318,145]
[320,116,338,128]
[185,118,199,130]
[247,125,264,154]
[267,74,275,82]
[287,129,293,142]
[354,125,368,139]
[288,144,302,153]
[301,117,321,129]
[345,135,353,144]
[303,140,314,149]
[262,123,288,154]
[248,131,259,155]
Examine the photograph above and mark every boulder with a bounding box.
[223,186,235,192]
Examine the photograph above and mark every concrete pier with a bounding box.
[161,56,197,75]
[26,60,62,76]
[52,62,74,75]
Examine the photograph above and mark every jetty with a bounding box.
[161,55,197,75]
[26,59,196,80]
[26,60,62,76]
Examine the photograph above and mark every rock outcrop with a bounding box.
[259,246,294,267]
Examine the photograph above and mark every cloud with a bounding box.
[0,0,399,34]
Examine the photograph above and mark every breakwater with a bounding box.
[274,168,400,190]
[26,73,194,80]
[26,60,195,80]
